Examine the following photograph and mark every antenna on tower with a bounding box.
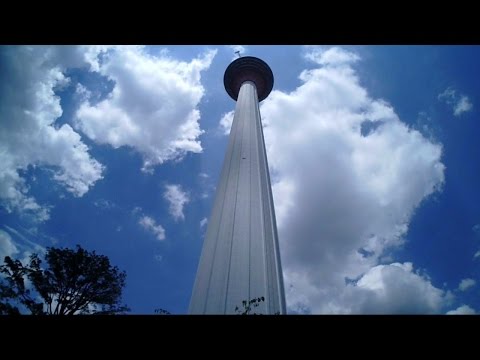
[234,50,241,58]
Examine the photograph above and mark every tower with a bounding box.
[189,56,286,314]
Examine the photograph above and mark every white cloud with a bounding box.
[0,230,19,261]
[438,87,473,117]
[75,83,92,102]
[446,305,476,315]
[305,46,360,66]
[219,110,234,135]
[0,46,105,222]
[287,262,446,314]
[454,96,473,116]
[9,225,58,246]
[131,206,142,216]
[472,223,480,234]
[199,172,214,200]
[75,46,217,172]
[438,87,456,102]
[415,111,441,141]
[164,184,189,221]
[93,199,116,210]
[458,278,476,291]
[351,263,446,314]
[256,47,446,313]
[228,45,247,60]
[1,226,47,267]
[4,225,38,248]
[200,217,208,229]
[138,215,165,241]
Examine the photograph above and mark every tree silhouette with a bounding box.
[154,308,171,315]
[235,296,265,315]
[235,296,282,315]
[0,245,129,315]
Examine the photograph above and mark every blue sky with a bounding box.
[0,45,479,314]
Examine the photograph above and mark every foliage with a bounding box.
[235,296,265,315]
[0,245,129,315]
[235,296,282,315]
[0,281,21,315]
[154,308,171,315]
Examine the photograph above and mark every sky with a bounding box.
[1,45,479,315]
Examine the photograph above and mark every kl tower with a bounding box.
[189,56,286,314]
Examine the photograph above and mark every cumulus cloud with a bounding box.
[219,110,234,135]
[75,46,217,172]
[256,46,446,313]
[305,46,360,66]
[138,215,166,241]
[438,87,473,116]
[415,111,442,141]
[287,262,446,314]
[75,83,92,102]
[164,184,189,221]
[351,263,446,314]
[0,230,19,261]
[0,46,105,221]
[446,305,476,315]
[458,278,476,291]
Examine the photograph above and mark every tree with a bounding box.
[0,281,21,315]
[0,245,129,315]
[235,296,265,315]
[154,308,171,315]
[235,296,281,315]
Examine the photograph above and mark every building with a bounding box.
[189,56,286,314]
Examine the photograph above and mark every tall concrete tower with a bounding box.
[189,56,286,314]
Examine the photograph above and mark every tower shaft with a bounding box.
[190,81,286,314]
